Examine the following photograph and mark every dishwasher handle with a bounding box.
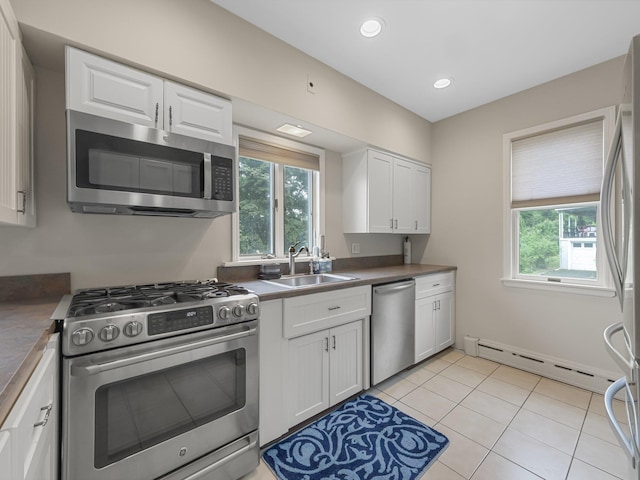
[373,280,415,295]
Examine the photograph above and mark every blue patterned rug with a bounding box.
[262,394,449,480]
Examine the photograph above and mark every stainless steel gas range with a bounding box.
[54,279,260,480]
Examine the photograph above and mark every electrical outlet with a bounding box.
[307,74,316,94]
[351,243,360,254]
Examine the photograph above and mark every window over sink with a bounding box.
[233,126,324,261]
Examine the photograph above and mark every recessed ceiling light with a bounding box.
[360,18,383,38]
[276,123,312,138]
[434,78,453,89]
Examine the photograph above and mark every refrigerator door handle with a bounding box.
[604,322,636,380]
[605,377,638,466]
[601,107,626,310]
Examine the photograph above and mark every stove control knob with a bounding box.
[246,303,259,316]
[124,321,143,337]
[71,328,94,346]
[99,324,120,342]
[218,306,231,321]
[232,304,245,318]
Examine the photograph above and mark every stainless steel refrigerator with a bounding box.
[603,33,640,480]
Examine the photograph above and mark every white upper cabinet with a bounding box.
[392,157,415,234]
[0,0,35,227]
[366,150,394,233]
[343,148,431,234]
[66,47,232,144]
[66,47,163,127]
[163,81,232,144]
[414,164,431,233]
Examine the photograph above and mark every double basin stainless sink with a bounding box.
[261,273,358,289]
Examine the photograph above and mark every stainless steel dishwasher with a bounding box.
[371,279,416,385]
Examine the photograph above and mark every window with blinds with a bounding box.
[503,107,615,288]
[510,120,604,208]
[236,131,322,259]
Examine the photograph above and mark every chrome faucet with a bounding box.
[288,241,309,275]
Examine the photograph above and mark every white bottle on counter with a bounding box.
[403,236,411,264]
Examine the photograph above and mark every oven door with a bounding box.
[62,320,258,480]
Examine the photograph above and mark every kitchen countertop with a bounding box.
[240,263,456,300]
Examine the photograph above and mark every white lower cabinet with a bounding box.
[0,334,59,480]
[287,320,363,427]
[280,286,371,431]
[415,273,455,363]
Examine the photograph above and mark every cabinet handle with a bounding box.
[17,190,26,214]
[332,335,336,350]
[437,300,441,310]
[433,301,437,311]
[394,219,398,229]
[432,283,440,287]
[415,220,418,230]
[390,219,393,228]
[328,306,341,311]
[324,337,329,352]
[34,403,53,428]
[154,102,159,125]
[169,105,173,127]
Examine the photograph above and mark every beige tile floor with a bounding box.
[243,349,632,480]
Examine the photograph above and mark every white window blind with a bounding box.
[239,136,320,171]
[511,119,604,208]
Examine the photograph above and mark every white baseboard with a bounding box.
[465,336,621,394]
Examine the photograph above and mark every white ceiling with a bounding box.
[211,0,640,122]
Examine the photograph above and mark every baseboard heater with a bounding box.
[464,336,621,395]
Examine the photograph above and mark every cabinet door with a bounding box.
[16,47,35,227]
[367,150,394,232]
[287,330,329,427]
[435,291,454,352]
[329,321,363,406]
[415,296,436,363]
[392,158,414,233]
[0,0,19,225]
[164,81,232,145]
[413,165,431,234]
[3,335,59,480]
[66,47,163,127]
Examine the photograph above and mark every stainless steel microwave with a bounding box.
[66,110,236,218]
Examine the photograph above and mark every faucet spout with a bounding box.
[288,243,309,275]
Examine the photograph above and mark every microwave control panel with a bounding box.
[212,156,233,201]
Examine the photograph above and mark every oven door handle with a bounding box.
[70,326,257,377]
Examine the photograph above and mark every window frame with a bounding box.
[230,126,325,264]
[502,106,616,296]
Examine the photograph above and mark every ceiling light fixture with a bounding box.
[434,78,453,89]
[276,123,312,138]
[360,18,383,38]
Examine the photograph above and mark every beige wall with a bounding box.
[426,57,626,374]
[1,0,421,289]
[11,0,430,162]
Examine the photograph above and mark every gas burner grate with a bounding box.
[66,280,252,317]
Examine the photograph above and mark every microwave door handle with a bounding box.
[605,377,638,465]
[204,153,212,199]
[601,108,624,308]
[70,325,257,377]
